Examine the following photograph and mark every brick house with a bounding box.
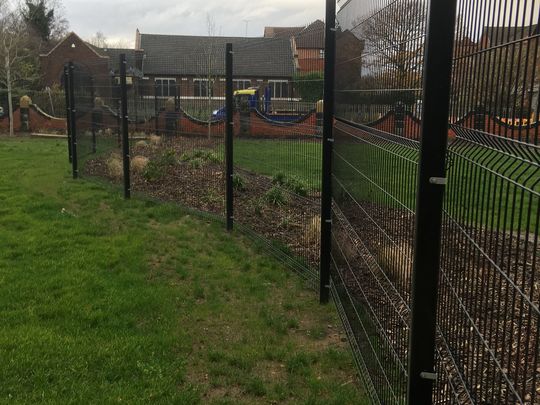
[40,30,296,102]
[39,32,141,101]
[135,30,296,100]
[264,20,325,72]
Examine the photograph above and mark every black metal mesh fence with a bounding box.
[436,1,540,403]
[334,0,539,403]
[230,33,324,283]
[333,0,425,402]
[67,27,325,283]
[70,58,122,179]
[64,3,540,402]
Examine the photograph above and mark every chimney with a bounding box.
[135,28,141,50]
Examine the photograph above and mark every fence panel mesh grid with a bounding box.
[65,3,540,402]
[125,46,226,219]
[71,58,123,177]
[333,0,425,402]
[231,32,324,284]
[334,0,539,404]
[437,1,540,403]
[69,29,325,282]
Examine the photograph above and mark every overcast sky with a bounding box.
[62,0,325,46]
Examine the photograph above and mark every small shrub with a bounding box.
[159,149,177,166]
[207,152,222,164]
[306,216,321,243]
[189,158,204,169]
[180,149,220,166]
[106,156,123,179]
[232,174,246,191]
[285,176,309,197]
[279,216,292,229]
[253,199,264,216]
[143,161,165,181]
[272,172,286,185]
[131,156,149,173]
[272,172,309,196]
[264,186,288,206]
[148,135,161,146]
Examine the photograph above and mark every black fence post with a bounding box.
[68,61,78,179]
[407,0,458,403]
[119,54,131,199]
[225,43,234,231]
[90,77,96,153]
[320,0,336,304]
[154,84,159,134]
[63,64,72,164]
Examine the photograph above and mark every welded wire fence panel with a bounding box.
[333,0,426,403]
[230,31,324,283]
[335,0,540,403]
[126,46,226,218]
[434,1,540,403]
[71,58,122,178]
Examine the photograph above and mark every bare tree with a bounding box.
[88,33,131,49]
[360,0,426,90]
[107,38,132,49]
[88,31,108,48]
[0,4,37,136]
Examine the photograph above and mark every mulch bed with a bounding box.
[334,198,539,404]
[84,136,321,271]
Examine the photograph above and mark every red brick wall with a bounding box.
[0,106,67,133]
[336,110,539,142]
[143,110,318,138]
[40,33,111,94]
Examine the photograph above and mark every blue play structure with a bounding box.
[211,86,313,122]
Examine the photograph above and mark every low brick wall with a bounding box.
[0,106,67,133]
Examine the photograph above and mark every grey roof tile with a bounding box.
[140,34,295,78]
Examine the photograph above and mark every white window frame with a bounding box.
[194,78,214,98]
[234,79,252,91]
[155,77,177,97]
[268,80,290,99]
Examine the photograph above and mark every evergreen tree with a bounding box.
[22,0,54,42]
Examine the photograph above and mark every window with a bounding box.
[114,76,133,85]
[194,79,214,97]
[268,80,289,99]
[319,49,325,59]
[155,78,177,97]
[234,79,251,91]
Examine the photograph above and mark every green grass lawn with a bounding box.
[333,140,539,232]
[233,137,537,232]
[0,137,366,404]
[234,139,322,191]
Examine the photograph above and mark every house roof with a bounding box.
[481,25,539,47]
[85,44,141,76]
[39,32,108,59]
[264,26,304,38]
[295,20,325,49]
[264,20,325,49]
[139,34,295,78]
